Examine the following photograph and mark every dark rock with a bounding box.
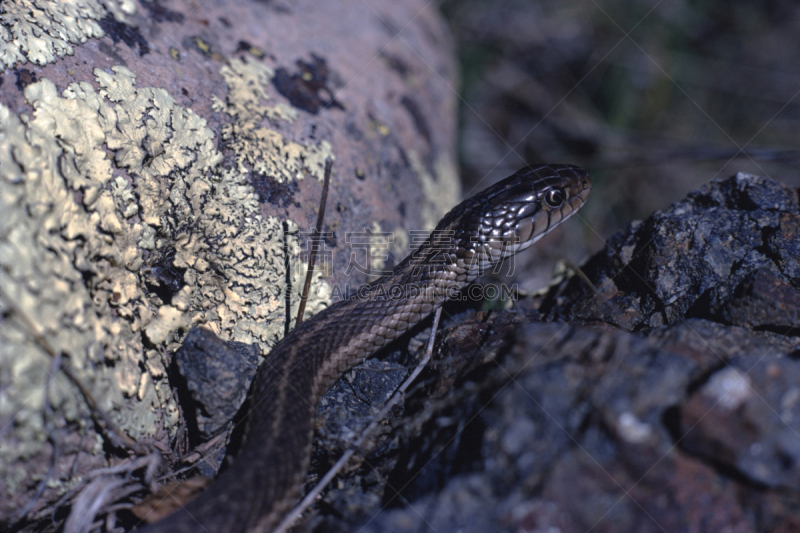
[174,327,260,441]
[342,174,800,533]
[716,267,800,330]
[355,317,798,533]
[768,212,800,283]
[540,173,800,332]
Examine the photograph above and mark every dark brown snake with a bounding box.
[140,164,591,533]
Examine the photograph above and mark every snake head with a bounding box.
[442,164,591,275]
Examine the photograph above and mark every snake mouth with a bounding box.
[503,166,591,254]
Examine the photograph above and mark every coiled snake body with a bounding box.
[141,164,591,532]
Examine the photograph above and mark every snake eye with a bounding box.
[544,188,566,208]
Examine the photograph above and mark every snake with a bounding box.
[139,164,591,533]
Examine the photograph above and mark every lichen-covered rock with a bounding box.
[0,0,458,527]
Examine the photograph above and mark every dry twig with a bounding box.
[295,157,333,326]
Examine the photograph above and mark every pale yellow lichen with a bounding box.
[211,56,332,183]
[0,0,135,69]
[0,59,332,504]
[144,305,188,345]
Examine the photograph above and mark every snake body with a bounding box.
[141,164,591,532]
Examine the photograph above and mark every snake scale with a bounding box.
[139,164,591,532]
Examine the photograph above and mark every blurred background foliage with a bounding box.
[438,0,800,290]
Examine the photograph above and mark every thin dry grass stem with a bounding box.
[166,431,229,480]
[561,259,597,294]
[64,476,129,533]
[58,453,161,533]
[296,157,333,326]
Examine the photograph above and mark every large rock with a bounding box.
[0,0,458,528]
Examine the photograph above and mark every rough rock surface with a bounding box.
[174,328,259,443]
[541,172,800,332]
[0,0,458,529]
[303,173,800,532]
